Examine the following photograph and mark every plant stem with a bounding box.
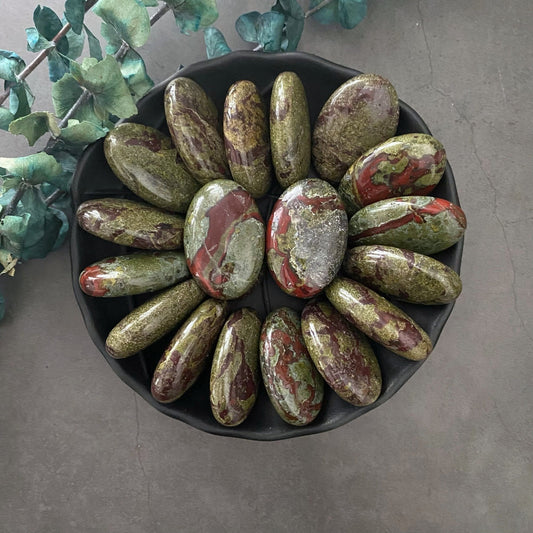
[305,0,335,18]
[1,183,26,218]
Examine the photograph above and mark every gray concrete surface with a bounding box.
[1,1,532,532]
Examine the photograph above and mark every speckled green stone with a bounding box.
[270,71,311,189]
[76,198,185,250]
[223,80,272,198]
[165,77,229,184]
[343,245,462,305]
[259,307,324,426]
[210,308,262,427]
[301,301,381,406]
[104,123,199,213]
[79,251,189,297]
[325,277,433,361]
[151,299,228,403]
[348,196,467,254]
[105,279,206,359]
[312,74,399,183]
[338,173,360,217]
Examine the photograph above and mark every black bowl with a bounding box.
[71,51,463,440]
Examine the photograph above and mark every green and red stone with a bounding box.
[270,71,311,189]
[79,251,189,298]
[105,279,206,359]
[267,178,347,299]
[312,74,399,183]
[301,301,382,406]
[164,77,229,185]
[210,308,262,427]
[259,307,324,426]
[103,123,200,213]
[77,198,185,250]
[185,180,265,300]
[348,196,467,254]
[325,277,433,361]
[223,80,272,198]
[151,299,227,403]
[343,245,462,305]
[342,133,447,209]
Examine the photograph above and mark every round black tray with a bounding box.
[70,51,463,440]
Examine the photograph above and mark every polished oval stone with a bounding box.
[348,196,467,255]
[223,80,272,198]
[210,308,262,427]
[266,178,347,298]
[343,245,462,305]
[325,277,432,361]
[344,133,447,209]
[301,301,382,406]
[103,123,199,213]
[312,74,399,183]
[76,198,185,250]
[151,299,227,403]
[259,307,324,426]
[270,71,311,189]
[79,251,189,298]
[164,77,229,184]
[105,279,206,359]
[185,179,265,300]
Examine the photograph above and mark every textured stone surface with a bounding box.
[312,73,399,183]
[76,198,185,250]
[343,245,462,305]
[79,251,189,298]
[151,299,227,403]
[103,122,200,213]
[343,133,446,209]
[348,196,467,254]
[105,279,205,359]
[259,307,324,426]
[301,301,381,406]
[325,277,432,361]
[185,179,264,300]
[210,308,262,427]
[270,71,311,188]
[164,77,229,184]
[267,178,347,298]
[223,80,272,198]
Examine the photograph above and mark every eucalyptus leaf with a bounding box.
[8,111,60,146]
[43,150,77,191]
[120,49,154,100]
[338,0,367,29]
[1,176,23,192]
[93,0,151,48]
[273,0,304,19]
[309,0,339,25]
[0,50,26,82]
[65,23,85,60]
[60,118,108,144]
[84,24,103,60]
[0,248,17,276]
[100,21,122,54]
[256,11,285,52]
[33,6,69,55]
[168,0,218,34]
[204,27,231,59]
[141,0,159,5]
[64,0,85,34]
[235,11,260,43]
[26,27,53,53]
[0,153,62,187]
[0,213,30,258]
[47,49,70,82]
[8,82,34,119]
[70,56,137,118]
[272,0,304,51]
[0,108,15,131]
[52,73,82,117]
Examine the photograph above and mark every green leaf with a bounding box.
[47,49,70,82]
[0,50,26,82]
[0,248,18,276]
[235,12,260,43]
[309,0,339,25]
[0,153,62,186]
[70,56,137,118]
[338,0,367,29]
[120,49,154,100]
[100,21,122,54]
[272,0,304,51]
[26,27,53,53]
[168,0,218,34]
[84,24,103,60]
[33,6,69,55]
[93,0,150,47]
[0,108,15,131]
[65,0,85,34]
[141,0,159,5]
[65,23,85,59]
[273,0,304,19]
[43,150,77,191]
[8,82,34,119]
[0,213,30,258]
[60,118,108,144]
[257,11,285,52]
[8,111,60,146]
[204,27,231,59]
[52,73,82,117]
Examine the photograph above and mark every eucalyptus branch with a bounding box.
[305,0,335,18]
[1,182,26,218]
